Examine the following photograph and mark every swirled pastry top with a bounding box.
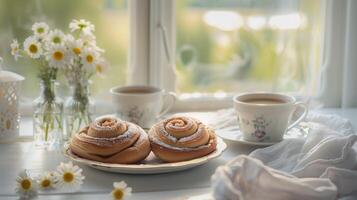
[74,117,140,148]
[149,116,213,149]
[70,117,151,164]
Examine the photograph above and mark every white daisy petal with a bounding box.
[10,39,21,61]
[69,19,95,34]
[46,44,71,69]
[95,58,109,77]
[15,170,38,199]
[54,161,85,192]
[37,172,55,190]
[65,36,83,57]
[80,47,98,70]
[125,187,132,195]
[23,36,42,59]
[32,22,49,39]
[81,32,96,47]
[111,181,132,200]
[46,29,65,45]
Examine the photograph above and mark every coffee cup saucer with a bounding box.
[216,123,310,146]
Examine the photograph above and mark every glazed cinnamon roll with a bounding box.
[148,116,217,162]
[69,117,151,164]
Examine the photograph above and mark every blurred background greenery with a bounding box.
[0,0,323,103]
[176,0,322,95]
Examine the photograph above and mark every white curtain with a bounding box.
[317,0,357,107]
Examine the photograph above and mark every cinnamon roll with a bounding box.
[148,116,217,162]
[69,117,151,164]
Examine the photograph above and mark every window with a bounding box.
[0,0,128,104]
[175,0,323,95]
[0,0,341,113]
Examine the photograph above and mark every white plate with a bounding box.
[216,123,310,146]
[63,137,227,174]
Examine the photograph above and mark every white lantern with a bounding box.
[0,58,24,141]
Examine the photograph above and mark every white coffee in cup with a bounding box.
[110,85,176,128]
[233,93,308,143]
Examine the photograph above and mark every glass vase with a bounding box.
[64,80,94,140]
[33,80,63,148]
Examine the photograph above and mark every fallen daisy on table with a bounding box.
[111,181,132,200]
[54,161,85,192]
[37,172,55,190]
[15,170,38,199]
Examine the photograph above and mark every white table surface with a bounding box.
[0,108,356,199]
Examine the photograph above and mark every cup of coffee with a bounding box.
[110,85,176,128]
[233,92,308,143]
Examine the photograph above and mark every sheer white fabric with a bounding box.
[318,0,357,107]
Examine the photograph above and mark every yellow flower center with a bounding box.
[113,189,124,200]
[21,179,31,190]
[73,47,81,55]
[63,172,74,183]
[12,47,18,52]
[53,51,64,61]
[86,55,94,63]
[96,64,102,73]
[41,179,51,188]
[78,24,86,29]
[37,27,44,33]
[6,119,11,129]
[53,37,61,44]
[29,44,38,53]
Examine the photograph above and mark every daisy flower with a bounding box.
[32,22,49,39]
[53,162,85,191]
[37,172,55,190]
[23,36,42,59]
[110,181,132,200]
[69,19,95,34]
[46,44,71,69]
[81,33,97,47]
[80,47,99,70]
[65,35,83,56]
[95,58,109,77]
[15,170,38,199]
[46,29,65,45]
[89,43,105,54]
[10,39,21,61]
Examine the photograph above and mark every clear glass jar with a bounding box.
[64,80,94,140]
[33,80,63,148]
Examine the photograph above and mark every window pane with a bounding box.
[176,0,323,94]
[0,0,128,102]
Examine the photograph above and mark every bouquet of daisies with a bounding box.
[11,22,67,102]
[10,19,108,143]
[61,19,109,138]
[64,19,108,84]
[11,22,71,144]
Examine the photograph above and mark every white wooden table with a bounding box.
[0,108,356,199]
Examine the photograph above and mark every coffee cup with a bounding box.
[110,85,176,128]
[233,92,308,143]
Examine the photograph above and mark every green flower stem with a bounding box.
[44,114,49,142]
[66,81,92,137]
[39,79,62,142]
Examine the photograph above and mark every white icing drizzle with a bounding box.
[178,124,204,143]
[157,122,205,145]
[77,123,138,147]
[150,135,209,152]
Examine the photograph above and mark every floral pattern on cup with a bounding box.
[118,106,145,125]
[251,116,270,140]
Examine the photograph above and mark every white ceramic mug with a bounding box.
[110,85,176,128]
[233,92,308,143]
